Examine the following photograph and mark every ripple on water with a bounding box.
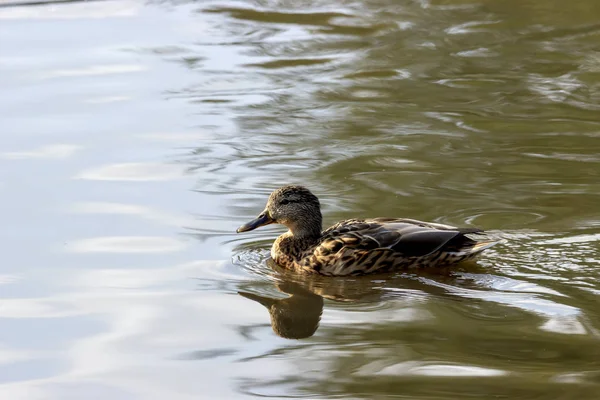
[70,202,189,227]
[231,247,276,281]
[0,1,139,20]
[66,236,187,253]
[356,361,508,377]
[38,64,146,79]
[1,144,82,160]
[75,163,186,181]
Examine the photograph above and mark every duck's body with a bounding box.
[237,186,497,276]
[271,218,495,276]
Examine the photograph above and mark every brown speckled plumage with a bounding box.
[237,186,498,276]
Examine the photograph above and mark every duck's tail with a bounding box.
[451,229,502,257]
[469,240,500,254]
[446,240,500,262]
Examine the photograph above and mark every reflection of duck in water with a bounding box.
[237,186,498,276]
[239,280,324,340]
[238,260,479,340]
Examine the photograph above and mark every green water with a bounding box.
[1,0,599,398]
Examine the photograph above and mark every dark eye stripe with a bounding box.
[280,199,298,205]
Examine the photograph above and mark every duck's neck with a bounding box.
[280,217,321,250]
[289,217,322,240]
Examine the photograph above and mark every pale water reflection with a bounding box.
[1,144,82,160]
[75,162,186,182]
[1,0,600,398]
[67,236,187,253]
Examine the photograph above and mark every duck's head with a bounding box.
[236,185,322,237]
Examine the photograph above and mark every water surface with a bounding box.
[1,0,600,398]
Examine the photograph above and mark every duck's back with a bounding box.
[305,218,493,275]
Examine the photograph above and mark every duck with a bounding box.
[236,185,498,276]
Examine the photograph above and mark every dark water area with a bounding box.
[1,0,599,398]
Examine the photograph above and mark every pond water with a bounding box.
[1,0,600,398]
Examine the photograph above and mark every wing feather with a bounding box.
[318,218,478,257]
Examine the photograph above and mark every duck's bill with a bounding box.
[236,212,274,233]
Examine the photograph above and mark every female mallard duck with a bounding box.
[237,186,497,276]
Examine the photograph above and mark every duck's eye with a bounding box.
[280,199,290,205]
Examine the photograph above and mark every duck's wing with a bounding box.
[319,218,483,257]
